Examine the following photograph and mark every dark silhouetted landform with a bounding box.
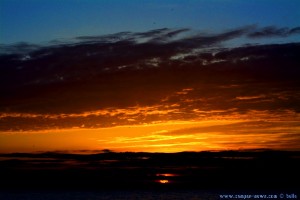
[1,150,299,190]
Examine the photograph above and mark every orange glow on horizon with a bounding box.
[0,118,300,153]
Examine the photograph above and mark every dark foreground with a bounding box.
[0,150,299,199]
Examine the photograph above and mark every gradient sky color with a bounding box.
[1,1,300,153]
[1,0,300,44]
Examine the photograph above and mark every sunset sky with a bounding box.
[0,0,300,153]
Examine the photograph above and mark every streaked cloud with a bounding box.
[0,26,299,152]
[165,121,300,136]
[247,26,300,38]
[96,119,300,152]
[235,95,266,100]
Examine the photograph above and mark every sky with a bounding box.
[0,0,300,153]
[1,0,300,44]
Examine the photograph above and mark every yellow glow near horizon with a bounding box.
[0,119,300,153]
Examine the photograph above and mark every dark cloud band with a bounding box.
[0,26,299,131]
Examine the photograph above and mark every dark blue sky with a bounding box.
[1,0,300,44]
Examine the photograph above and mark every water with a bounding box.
[0,190,218,200]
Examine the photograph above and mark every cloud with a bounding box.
[133,28,170,38]
[0,42,40,55]
[99,119,300,151]
[148,28,190,42]
[165,120,300,136]
[289,27,300,34]
[75,31,134,44]
[247,26,300,38]
[235,95,266,100]
[0,26,300,131]
[73,28,189,44]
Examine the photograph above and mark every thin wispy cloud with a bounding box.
[247,26,300,38]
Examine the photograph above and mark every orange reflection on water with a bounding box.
[155,173,177,184]
[158,180,169,184]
